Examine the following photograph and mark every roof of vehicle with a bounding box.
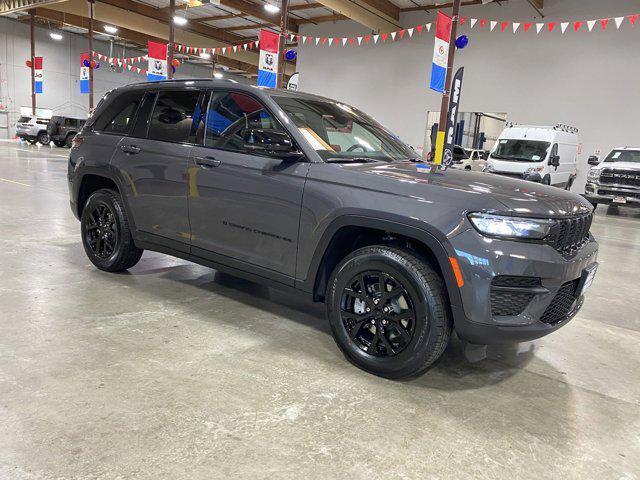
[612,146,640,151]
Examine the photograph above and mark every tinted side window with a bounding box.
[130,91,157,138]
[205,91,286,153]
[148,90,200,143]
[92,90,144,134]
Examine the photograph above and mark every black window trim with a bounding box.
[90,89,148,138]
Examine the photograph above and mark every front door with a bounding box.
[188,90,309,279]
[110,88,202,251]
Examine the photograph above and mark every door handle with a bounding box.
[194,156,221,168]
[120,144,141,154]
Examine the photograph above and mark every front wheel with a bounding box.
[53,139,66,147]
[65,134,75,148]
[326,246,452,379]
[37,132,50,145]
[81,189,143,272]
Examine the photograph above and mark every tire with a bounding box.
[81,189,143,272]
[542,175,551,185]
[53,140,66,147]
[27,138,37,145]
[65,134,75,148]
[465,166,471,171]
[37,132,50,145]
[326,245,452,379]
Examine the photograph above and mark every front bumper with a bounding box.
[585,181,640,207]
[449,227,598,345]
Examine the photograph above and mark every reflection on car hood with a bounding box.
[593,162,640,171]
[339,161,592,217]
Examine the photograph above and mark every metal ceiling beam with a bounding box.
[400,0,484,13]
[0,0,65,15]
[296,12,347,24]
[311,0,399,32]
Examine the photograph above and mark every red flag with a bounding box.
[398,29,405,39]
[600,18,609,30]
[365,35,371,43]
[501,21,508,32]
[416,25,423,33]
[321,37,327,44]
[480,19,488,28]
[524,22,532,32]
[460,16,467,25]
[381,33,388,42]
[349,37,355,45]
[573,21,583,31]
[548,22,556,32]
[629,14,639,26]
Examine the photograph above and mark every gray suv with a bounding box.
[67,80,599,378]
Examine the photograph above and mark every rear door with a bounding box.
[110,88,200,251]
[188,89,309,279]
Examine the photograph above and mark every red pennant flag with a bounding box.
[381,33,388,42]
[416,25,423,33]
[365,35,371,43]
[548,22,556,32]
[460,16,467,25]
[480,19,488,28]
[398,29,405,39]
[296,35,300,42]
[524,22,533,32]
[501,21,508,32]
[573,20,583,31]
[600,18,609,30]
[629,14,639,26]
[349,37,355,45]
[321,37,327,44]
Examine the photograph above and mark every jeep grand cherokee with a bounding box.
[67,80,599,379]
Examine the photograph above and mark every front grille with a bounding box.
[598,189,640,200]
[599,169,640,188]
[490,276,541,316]
[495,172,524,180]
[540,279,580,325]
[546,213,593,256]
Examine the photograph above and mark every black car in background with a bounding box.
[47,116,86,147]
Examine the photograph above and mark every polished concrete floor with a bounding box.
[0,140,638,480]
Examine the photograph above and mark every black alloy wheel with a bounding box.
[84,202,118,259]
[340,271,416,357]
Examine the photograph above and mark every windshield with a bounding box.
[491,139,550,162]
[17,116,32,123]
[604,150,640,164]
[273,96,416,162]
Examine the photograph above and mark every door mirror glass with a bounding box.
[549,154,560,167]
[588,155,600,166]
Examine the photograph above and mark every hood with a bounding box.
[592,162,640,171]
[338,161,592,218]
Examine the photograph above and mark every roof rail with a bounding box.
[553,123,579,134]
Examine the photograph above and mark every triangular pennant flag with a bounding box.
[222,47,227,54]
[600,18,609,30]
[524,22,532,32]
[296,35,301,42]
[302,36,307,44]
[321,37,327,45]
[470,18,477,29]
[381,33,388,41]
[587,20,596,31]
[365,35,371,43]
[315,37,320,45]
[490,21,497,31]
[629,14,639,26]
[255,41,259,48]
[536,22,544,33]
[349,37,355,45]
[398,29,405,39]
[328,37,334,46]
[416,25,423,33]
[573,21,582,32]
[290,33,295,41]
[233,45,237,52]
[243,43,247,50]
[615,16,624,29]
[460,16,467,25]
[500,21,508,32]
[548,22,556,32]
[407,28,414,37]
[561,22,569,33]
[357,36,363,45]
[390,31,396,41]
[373,34,379,43]
[480,19,488,28]
[342,37,347,46]
[512,22,520,33]
[425,23,431,32]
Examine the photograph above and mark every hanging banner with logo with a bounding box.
[442,67,464,167]
[429,11,452,93]
[34,56,43,94]
[80,53,90,94]
[257,29,279,88]
[147,41,168,82]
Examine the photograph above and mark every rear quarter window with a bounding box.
[91,90,145,134]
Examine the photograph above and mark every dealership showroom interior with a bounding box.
[1,0,640,477]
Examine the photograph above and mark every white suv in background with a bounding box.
[585,147,640,209]
[15,116,51,145]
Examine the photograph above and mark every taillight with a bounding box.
[71,135,84,148]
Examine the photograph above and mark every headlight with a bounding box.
[468,213,555,239]
[525,166,544,174]
[484,164,494,173]
[587,168,600,181]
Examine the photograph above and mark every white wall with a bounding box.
[0,16,244,135]
[296,0,640,192]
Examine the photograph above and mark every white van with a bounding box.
[485,124,579,189]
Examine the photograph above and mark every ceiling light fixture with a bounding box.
[103,25,118,34]
[173,15,188,26]
[264,3,280,13]
[49,32,63,41]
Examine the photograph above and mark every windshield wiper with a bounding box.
[326,157,379,163]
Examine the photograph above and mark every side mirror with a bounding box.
[549,154,560,167]
[243,129,304,161]
[588,155,600,166]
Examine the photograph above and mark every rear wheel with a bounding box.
[81,189,143,272]
[326,246,452,379]
[53,139,66,147]
[65,134,75,148]
[37,132,50,145]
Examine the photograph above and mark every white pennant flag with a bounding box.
[373,34,379,43]
[513,22,520,33]
[615,16,624,29]
[407,28,414,37]
[315,37,320,45]
[561,22,569,33]
[243,43,247,50]
[426,23,431,32]
[470,18,477,29]
[222,47,227,54]
[587,20,596,31]
[357,36,363,44]
[233,45,237,52]
[342,37,347,45]
[302,36,307,43]
[328,37,334,45]
[490,21,497,31]
[391,31,397,40]
[536,22,544,33]
[290,34,295,41]
[255,41,259,48]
